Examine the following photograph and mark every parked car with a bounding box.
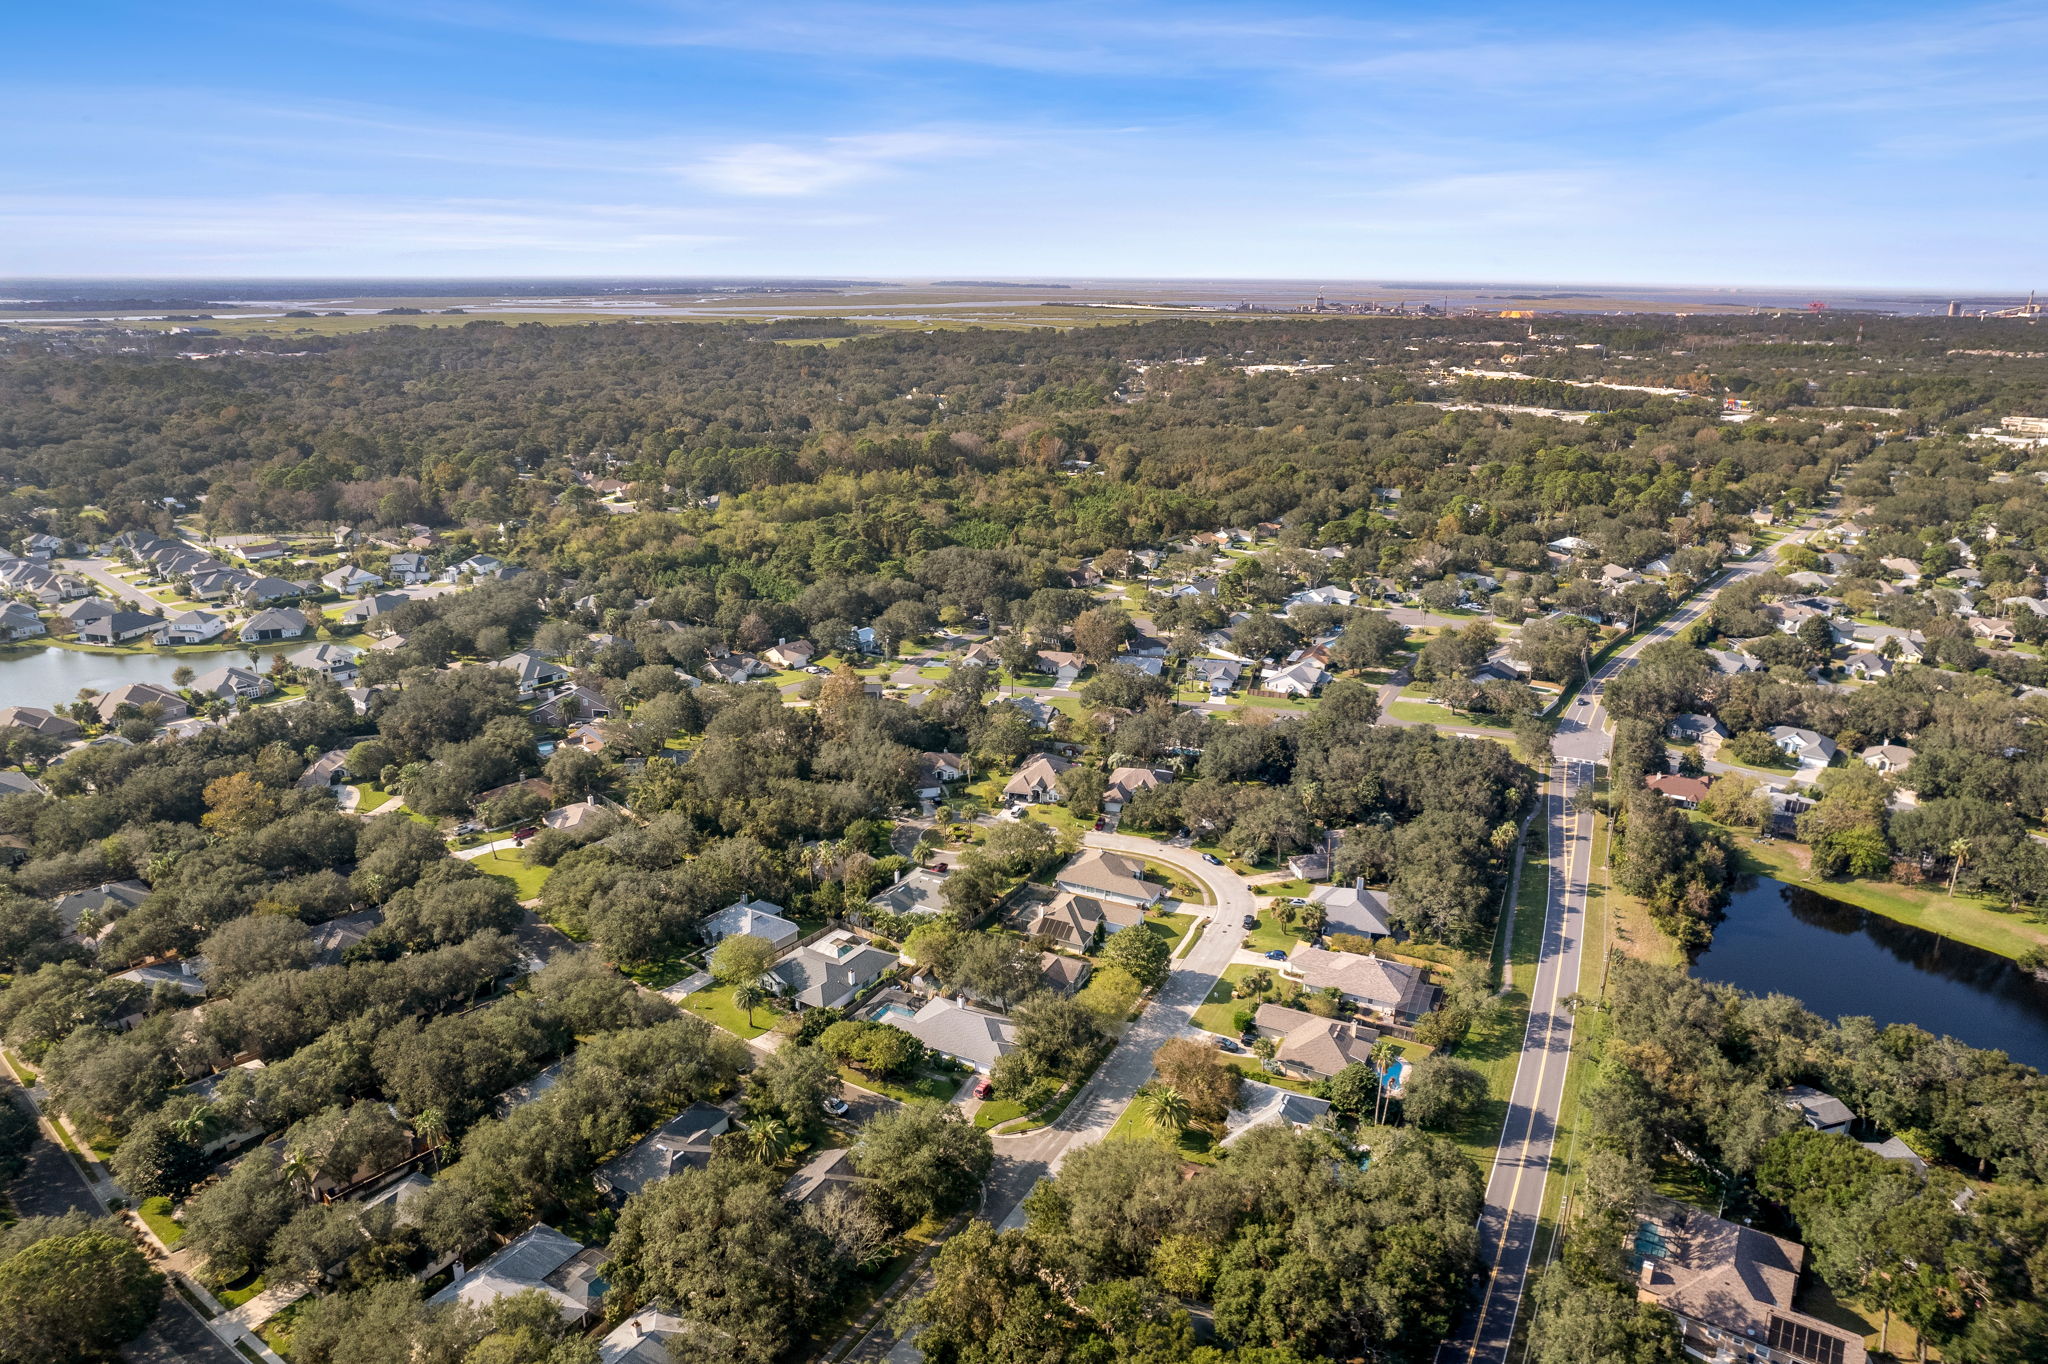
[822,1096,849,1117]
[1202,852,1223,866]
[973,1078,994,1100]
[1265,949,1289,961]
[454,821,482,835]
[1241,914,1259,930]
[514,825,538,841]
[1092,819,1104,830]
[1214,1037,1242,1053]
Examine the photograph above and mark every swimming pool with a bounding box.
[873,1003,918,1024]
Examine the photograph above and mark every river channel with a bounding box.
[1691,878,2048,1072]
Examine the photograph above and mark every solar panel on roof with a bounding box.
[1768,1315,1846,1364]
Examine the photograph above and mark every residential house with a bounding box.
[227,540,289,563]
[428,1224,608,1324]
[1005,695,1055,728]
[1646,774,1711,807]
[0,706,81,741]
[159,609,226,646]
[239,607,309,642]
[1634,1198,1867,1364]
[387,551,431,585]
[1220,1081,1333,1147]
[1284,585,1358,613]
[57,597,117,627]
[592,1105,731,1203]
[1859,744,1914,775]
[1970,616,2017,644]
[762,639,816,670]
[770,934,898,1010]
[1003,753,1071,803]
[290,643,361,683]
[1186,657,1243,698]
[497,650,569,695]
[1665,713,1728,753]
[1035,650,1085,686]
[309,910,383,967]
[895,997,1016,1072]
[298,750,352,790]
[0,771,44,799]
[597,1310,694,1364]
[700,898,800,950]
[914,752,969,800]
[782,1147,860,1204]
[1310,880,1392,941]
[532,684,613,728]
[1103,766,1171,814]
[114,959,207,999]
[0,602,45,641]
[1779,1085,1855,1135]
[867,867,949,920]
[1037,952,1092,995]
[1111,652,1164,678]
[95,682,188,725]
[1285,946,1438,1022]
[53,880,149,940]
[1768,726,1839,771]
[542,799,610,835]
[1029,890,1143,948]
[321,565,386,595]
[1252,1003,1379,1080]
[239,575,302,605]
[1260,657,1328,697]
[1843,651,1892,680]
[338,593,408,628]
[1054,849,1166,910]
[191,665,274,705]
[76,610,165,646]
[1704,647,1763,675]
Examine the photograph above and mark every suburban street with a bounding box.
[1,1071,242,1364]
[982,832,1257,1227]
[1443,512,1827,1363]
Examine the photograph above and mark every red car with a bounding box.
[973,1078,994,1100]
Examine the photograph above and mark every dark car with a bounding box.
[1214,1036,1243,1053]
[1265,949,1289,961]
[1202,852,1223,866]
[1093,820,1104,830]
[1241,914,1259,930]
[514,825,538,841]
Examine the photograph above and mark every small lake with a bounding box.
[0,643,298,712]
[1692,879,2048,1072]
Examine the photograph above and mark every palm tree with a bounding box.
[733,982,767,1026]
[170,1104,218,1146]
[1137,1083,1190,1135]
[1947,837,1973,897]
[280,1147,317,1194]
[413,1107,448,1153]
[744,1118,795,1165]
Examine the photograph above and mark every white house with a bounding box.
[161,609,227,646]
[321,565,385,594]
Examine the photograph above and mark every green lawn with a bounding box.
[137,1196,185,1247]
[679,981,775,1039]
[1143,911,1199,955]
[1106,1096,1220,1164]
[216,1273,269,1308]
[1251,879,1314,898]
[1387,699,1514,730]
[1244,913,1316,955]
[349,781,393,809]
[973,1097,1028,1129]
[1192,964,1262,1035]
[1732,832,2048,962]
[838,1065,965,1104]
[1444,824,1548,1173]
[469,849,552,900]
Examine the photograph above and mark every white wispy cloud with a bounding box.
[681,131,987,196]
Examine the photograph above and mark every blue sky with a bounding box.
[4,2,2044,287]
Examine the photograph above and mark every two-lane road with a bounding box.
[1444,512,1831,1363]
